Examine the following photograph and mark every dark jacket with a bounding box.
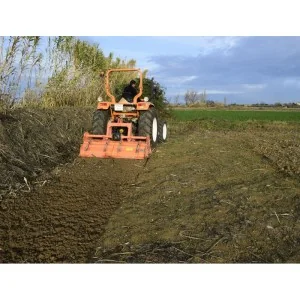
[122,84,138,102]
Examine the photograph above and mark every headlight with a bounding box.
[144,97,149,102]
[97,96,103,102]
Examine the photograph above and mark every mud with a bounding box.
[0,159,141,263]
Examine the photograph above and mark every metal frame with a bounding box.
[105,68,143,104]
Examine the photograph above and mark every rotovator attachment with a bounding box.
[79,120,152,159]
[79,68,167,160]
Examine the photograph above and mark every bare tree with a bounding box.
[199,89,207,103]
[184,90,198,105]
[173,94,180,105]
[184,89,207,106]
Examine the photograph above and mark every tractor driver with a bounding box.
[122,80,139,102]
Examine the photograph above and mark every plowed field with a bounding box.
[1,110,300,263]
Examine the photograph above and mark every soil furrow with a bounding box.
[0,158,142,263]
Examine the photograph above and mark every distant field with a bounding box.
[172,109,300,122]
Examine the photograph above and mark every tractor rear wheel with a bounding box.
[92,109,109,134]
[138,108,158,147]
[158,120,167,143]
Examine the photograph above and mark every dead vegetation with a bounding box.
[252,130,300,177]
[92,120,300,263]
[0,107,93,200]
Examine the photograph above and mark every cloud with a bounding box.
[159,75,198,85]
[242,84,267,90]
[167,88,244,98]
[283,78,300,88]
[85,36,300,103]
[182,76,198,82]
[206,89,244,95]
[151,37,300,82]
[149,37,300,102]
[153,36,242,56]
[197,36,242,56]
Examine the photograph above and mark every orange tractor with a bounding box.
[79,68,167,159]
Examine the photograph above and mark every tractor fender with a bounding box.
[136,102,154,111]
[97,102,110,110]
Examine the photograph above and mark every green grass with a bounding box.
[172,109,300,122]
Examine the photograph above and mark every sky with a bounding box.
[81,36,300,104]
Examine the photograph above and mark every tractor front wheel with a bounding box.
[91,109,109,134]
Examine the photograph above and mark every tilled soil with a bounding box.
[0,158,141,263]
[93,123,300,263]
[1,119,300,263]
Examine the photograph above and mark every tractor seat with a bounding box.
[118,98,131,104]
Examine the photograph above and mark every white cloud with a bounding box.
[242,83,267,90]
[206,89,244,95]
[160,75,198,85]
[197,37,242,56]
[167,89,244,96]
[182,76,198,83]
[154,36,242,56]
[283,78,300,88]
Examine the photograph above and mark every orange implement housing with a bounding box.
[79,121,151,159]
[79,68,154,160]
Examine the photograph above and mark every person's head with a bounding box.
[130,80,136,87]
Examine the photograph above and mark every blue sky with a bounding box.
[81,37,300,104]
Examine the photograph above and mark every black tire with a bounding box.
[158,120,167,143]
[138,107,158,148]
[91,109,109,134]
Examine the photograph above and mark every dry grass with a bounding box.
[0,107,93,199]
[93,120,300,263]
